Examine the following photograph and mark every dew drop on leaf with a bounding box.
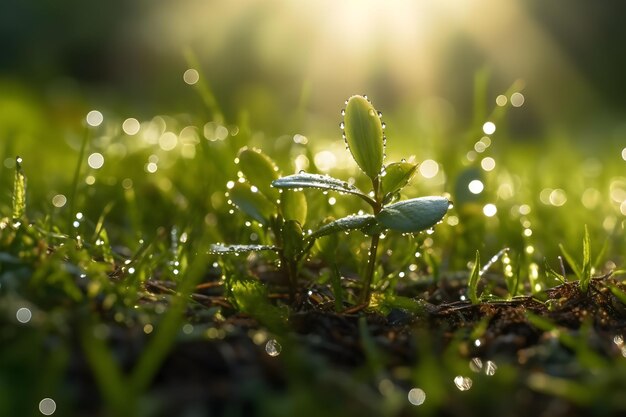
[265,339,282,356]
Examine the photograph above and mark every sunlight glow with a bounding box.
[39,398,56,415]
[549,189,567,206]
[314,150,337,172]
[481,157,496,171]
[52,194,67,208]
[122,118,141,135]
[183,68,200,85]
[86,110,103,127]
[408,388,426,406]
[87,153,104,169]
[483,203,497,217]
[482,121,496,135]
[419,159,439,178]
[510,92,525,107]
[16,307,32,323]
[468,179,484,194]
[159,132,178,151]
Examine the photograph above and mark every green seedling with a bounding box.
[273,95,449,303]
[210,147,309,301]
[559,225,592,293]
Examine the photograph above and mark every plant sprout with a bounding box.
[272,95,449,303]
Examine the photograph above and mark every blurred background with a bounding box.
[2,0,626,134]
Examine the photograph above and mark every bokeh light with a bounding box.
[86,110,103,127]
[419,159,439,179]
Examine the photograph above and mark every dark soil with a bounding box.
[66,273,626,417]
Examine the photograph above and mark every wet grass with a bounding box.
[1,82,626,417]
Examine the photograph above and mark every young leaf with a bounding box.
[343,95,384,180]
[544,259,565,284]
[237,147,280,201]
[468,251,481,304]
[282,220,304,261]
[307,214,376,240]
[382,161,417,196]
[228,183,275,224]
[209,243,279,254]
[12,157,26,220]
[272,173,375,206]
[376,196,449,233]
[280,189,307,224]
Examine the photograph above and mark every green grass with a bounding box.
[1,79,625,417]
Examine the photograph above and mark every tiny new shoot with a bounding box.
[559,225,592,293]
[273,95,449,304]
[468,251,481,304]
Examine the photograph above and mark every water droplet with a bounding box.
[484,360,497,376]
[377,111,383,118]
[39,398,57,415]
[453,376,473,391]
[407,388,426,406]
[469,358,483,373]
[16,307,32,323]
[381,122,386,129]
[265,339,282,356]
[339,122,345,130]
[341,109,346,116]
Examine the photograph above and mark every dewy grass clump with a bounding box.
[214,95,449,304]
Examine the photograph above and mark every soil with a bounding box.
[70,273,626,417]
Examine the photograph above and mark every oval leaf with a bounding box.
[272,173,374,206]
[343,95,384,180]
[376,196,449,233]
[382,161,417,196]
[237,147,280,202]
[210,244,279,254]
[280,189,307,224]
[308,214,376,240]
[229,182,275,224]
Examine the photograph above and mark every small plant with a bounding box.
[210,147,310,301]
[559,225,592,293]
[272,95,449,303]
[211,95,449,305]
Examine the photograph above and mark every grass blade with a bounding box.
[468,250,481,304]
[558,243,581,280]
[12,156,26,220]
[580,225,592,293]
